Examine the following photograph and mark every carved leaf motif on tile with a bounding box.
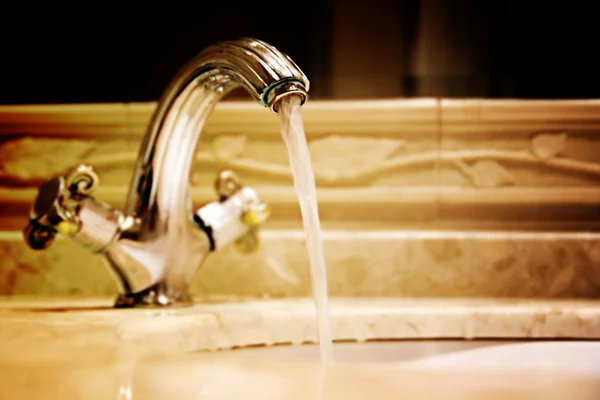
[6,133,600,190]
[211,135,247,160]
[530,132,568,160]
[308,136,406,180]
[0,138,96,185]
[459,160,515,188]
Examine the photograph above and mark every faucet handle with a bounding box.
[215,170,270,253]
[196,170,270,254]
[235,189,270,254]
[23,164,101,250]
[214,169,244,201]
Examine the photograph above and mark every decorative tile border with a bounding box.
[2,99,600,230]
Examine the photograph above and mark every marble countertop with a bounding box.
[1,296,600,399]
[1,296,599,366]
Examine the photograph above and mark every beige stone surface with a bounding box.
[0,296,598,368]
[2,230,600,299]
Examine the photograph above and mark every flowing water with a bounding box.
[278,95,334,364]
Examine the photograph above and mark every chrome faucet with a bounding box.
[22,38,309,308]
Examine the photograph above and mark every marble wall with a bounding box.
[2,231,600,299]
[1,100,600,298]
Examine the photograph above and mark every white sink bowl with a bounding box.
[127,340,600,399]
[233,340,600,377]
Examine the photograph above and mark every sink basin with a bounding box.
[126,340,600,399]
[4,344,600,400]
[233,340,600,377]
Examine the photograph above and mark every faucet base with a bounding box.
[114,283,193,308]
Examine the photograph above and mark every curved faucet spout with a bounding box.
[109,38,309,306]
[126,38,309,217]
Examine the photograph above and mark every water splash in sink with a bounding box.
[278,95,333,364]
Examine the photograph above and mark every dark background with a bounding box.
[1,1,598,104]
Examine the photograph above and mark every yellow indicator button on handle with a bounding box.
[56,221,79,236]
[241,204,271,226]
